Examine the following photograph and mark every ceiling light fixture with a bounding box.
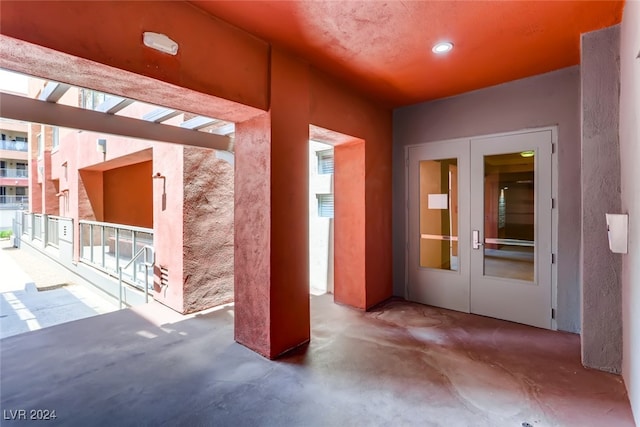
[432,42,454,54]
[520,150,535,158]
[143,32,179,55]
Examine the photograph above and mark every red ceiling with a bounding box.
[190,1,624,107]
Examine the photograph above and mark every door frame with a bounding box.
[404,126,558,330]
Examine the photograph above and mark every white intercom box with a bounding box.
[605,213,628,254]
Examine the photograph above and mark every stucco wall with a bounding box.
[182,147,234,313]
[619,0,640,422]
[393,67,581,332]
[103,160,152,228]
[580,25,622,373]
[152,143,184,312]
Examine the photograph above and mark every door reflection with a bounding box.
[483,152,535,282]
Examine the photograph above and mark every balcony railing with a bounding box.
[0,140,28,152]
[0,195,28,209]
[0,168,28,178]
[79,220,154,291]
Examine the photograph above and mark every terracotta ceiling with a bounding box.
[189,1,624,107]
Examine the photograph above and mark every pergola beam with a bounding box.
[0,93,232,151]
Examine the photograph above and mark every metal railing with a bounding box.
[33,213,43,241]
[47,216,60,248]
[0,195,28,209]
[22,211,31,235]
[0,139,28,152]
[119,245,154,308]
[79,220,154,291]
[0,168,28,178]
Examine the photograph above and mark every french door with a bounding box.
[407,129,553,329]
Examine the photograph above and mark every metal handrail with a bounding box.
[79,219,152,235]
[118,245,155,309]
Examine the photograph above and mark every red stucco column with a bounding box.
[234,49,310,359]
[333,140,367,308]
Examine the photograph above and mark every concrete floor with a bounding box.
[0,295,633,426]
[0,240,118,339]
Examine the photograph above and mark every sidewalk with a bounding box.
[0,239,118,339]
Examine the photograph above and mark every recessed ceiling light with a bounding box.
[432,42,454,54]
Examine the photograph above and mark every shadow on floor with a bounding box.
[0,295,633,426]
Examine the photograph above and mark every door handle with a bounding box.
[472,230,483,250]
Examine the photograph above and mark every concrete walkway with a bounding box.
[0,294,633,426]
[0,239,118,339]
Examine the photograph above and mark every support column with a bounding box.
[581,25,622,373]
[28,123,42,213]
[333,140,366,308]
[234,49,310,359]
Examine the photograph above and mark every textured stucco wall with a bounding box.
[393,67,581,332]
[581,25,622,373]
[182,147,234,314]
[619,0,640,422]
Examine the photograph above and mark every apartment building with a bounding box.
[0,118,28,230]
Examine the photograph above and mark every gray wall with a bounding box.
[619,0,640,422]
[393,66,582,333]
[580,25,622,373]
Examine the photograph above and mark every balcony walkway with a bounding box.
[0,239,118,339]
[0,291,633,426]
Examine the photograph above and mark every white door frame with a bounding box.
[404,126,558,330]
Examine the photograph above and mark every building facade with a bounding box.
[21,79,235,314]
[0,118,28,231]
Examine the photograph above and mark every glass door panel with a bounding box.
[419,158,458,271]
[483,152,535,281]
[408,139,470,314]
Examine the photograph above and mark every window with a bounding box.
[16,163,27,178]
[81,88,107,110]
[15,187,27,196]
[52,127,59,149]
[317,194,334,218]
[316,149,334,174]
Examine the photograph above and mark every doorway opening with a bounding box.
[308,140,334,296]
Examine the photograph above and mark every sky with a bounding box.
[0,69,29,94]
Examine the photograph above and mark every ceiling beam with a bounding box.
[180,116,218,130]
[0,93,232,151]
[37,81,71,102]
[142,107,181,123]
[210,123,235,136]
[95,96,134,114]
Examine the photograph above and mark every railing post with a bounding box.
[79,222,84,260]
[101,225,106,268]
[118,268,123,309]
[89,224,94,263]
[144,262,149,304]
[115,228,120,272]
[29,213,34,241]
[132,231,138,284]
[43,214,49,246]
